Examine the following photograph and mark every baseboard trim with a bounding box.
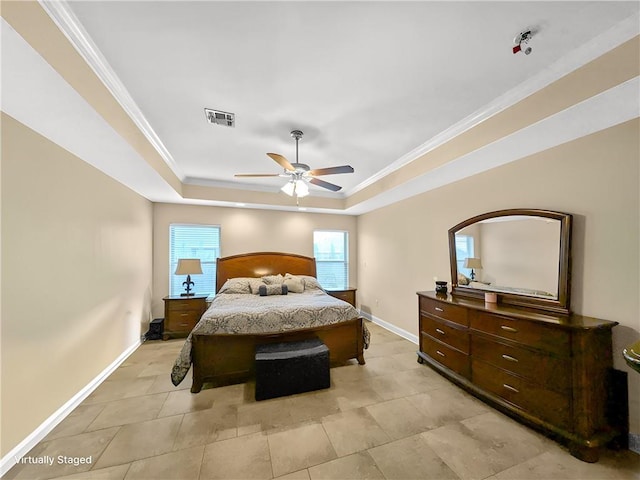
[0,340,141,477]
[360,310,418,345]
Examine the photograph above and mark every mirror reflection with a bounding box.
[455,216,561,299]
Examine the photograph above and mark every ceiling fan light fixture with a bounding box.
[281,181,296,196]
[295,180,309,197]
[237,129,354,200]
[281,179,309,198]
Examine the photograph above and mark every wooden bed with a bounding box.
[189,252,366,393]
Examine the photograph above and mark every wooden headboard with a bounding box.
[216,252,317,293]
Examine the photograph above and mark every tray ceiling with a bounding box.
[2,1,639,213]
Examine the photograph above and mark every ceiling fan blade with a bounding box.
[308,165,354,176]
[267,153,296,171]
[309,177,342,192]
[234,173,282,177]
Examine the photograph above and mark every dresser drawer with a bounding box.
[472,359,571,429]
[472,334,571,393]
[421,315,469,354]
[419,297,468,327]
[166,299,206,312]
[166,310,201,331]
[422,337,470,378]
[470,311,569,354]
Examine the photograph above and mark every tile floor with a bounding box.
[5,322,639,480]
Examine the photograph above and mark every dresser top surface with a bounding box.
[417,291,617,330]
[163,294,209,301]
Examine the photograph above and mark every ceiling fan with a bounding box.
[234,130,354,198]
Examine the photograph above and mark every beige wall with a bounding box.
[152,204,357,318]
[478,218,561,294]
[1,114,153,456]
[357,118,640,434]
[2,112,636,455]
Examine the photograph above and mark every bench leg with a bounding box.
[191,371,204,393]
[569,443,600,463]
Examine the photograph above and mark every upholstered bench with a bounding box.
[255,338,330,401]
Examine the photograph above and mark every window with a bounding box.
[169,224,220,296]
[313,230,348,290]
[456,234,475,278]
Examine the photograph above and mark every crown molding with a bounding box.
[345,76,639,215]
[38,0,185,180]
[29,2,640,212]
[345,12,640,197]
[183,176,347,199]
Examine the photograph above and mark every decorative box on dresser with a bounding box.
[417,291,624,463]
[326,288,357,307]
[162,295,208,340]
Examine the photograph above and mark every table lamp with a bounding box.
[463,257,482,281]
[175,258,202,296]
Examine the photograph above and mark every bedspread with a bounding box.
[171,289,368,385]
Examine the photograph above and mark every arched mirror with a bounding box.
[449,209,572,314]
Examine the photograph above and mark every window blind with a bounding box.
[169,224,220,296]
[313,230,348,290]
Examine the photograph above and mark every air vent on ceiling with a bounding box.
[204,108,235,127]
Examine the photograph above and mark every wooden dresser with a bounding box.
[417,291,623,462]
[163,295,208,340]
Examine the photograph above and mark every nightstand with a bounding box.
[326,288,357,307]
[162,295,208,340]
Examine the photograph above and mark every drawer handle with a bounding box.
[503,383,519,393]
[435,328,445,335]
[500,325,518,333]
[436,350,445,357]
[501,354,519,362]
[179,323,189,327]
[180,313,189,317]
[434,307,444,312]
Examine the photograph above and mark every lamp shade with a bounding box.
[175,258,203,275]
[464,257,483,269]
[281,179,309,197]
[281,181,295,196]
[295,180,309,197]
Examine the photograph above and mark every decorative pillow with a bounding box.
[283,274,305,293]
[457,273,470,286]
[249,278,267,295]
[258,284,288,296]
[218,278,251,294]
[297,275,323,290]
[262,274,284,285]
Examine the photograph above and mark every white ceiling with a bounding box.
[60,1,638,194]
[2,1,638,214]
